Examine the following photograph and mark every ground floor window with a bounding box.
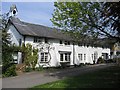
[78,54,82,61]
[40,52,48,62]
[84,54,86,61]
[60,52,71,62]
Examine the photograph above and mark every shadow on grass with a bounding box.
[30,65,120,89]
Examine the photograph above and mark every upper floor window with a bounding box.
[45,38,48,43]
[64,41,70,45]
[60,40,63,44]
[34,37,42,43]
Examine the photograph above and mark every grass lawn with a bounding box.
[31,66,120,88]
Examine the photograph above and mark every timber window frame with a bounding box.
[78,54,83,61]
[59,52,71,62]
[40,52,48,62]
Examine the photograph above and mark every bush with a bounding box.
[35,66,43,71]
[79,63,85,67]
[2,64,17,77]
[105,59,115,63]
[116,58,120,66]
[97,57,105,64]
[112,58,117,63]
[85,63,91,65]
[24,67,33,72]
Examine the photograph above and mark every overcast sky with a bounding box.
[2,2,55,27]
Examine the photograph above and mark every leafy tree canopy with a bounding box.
[51,2,120,43]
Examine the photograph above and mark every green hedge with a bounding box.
[2,64,17,77]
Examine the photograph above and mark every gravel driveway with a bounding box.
[2,63,115,88]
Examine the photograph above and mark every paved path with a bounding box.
[2,63,115,88]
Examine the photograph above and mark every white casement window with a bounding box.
[65,53,70,61]
[78,54,82,61]
[64,41,70,45]
[40,53,48,62]
[60,53,71,62]
[34,37,42,43]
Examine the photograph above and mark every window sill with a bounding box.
[59,61,70,63]
[59,45,71,47]
[40,61,49,63]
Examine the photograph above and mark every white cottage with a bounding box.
[6,6,110,67]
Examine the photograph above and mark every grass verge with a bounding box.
[31,65,120,88]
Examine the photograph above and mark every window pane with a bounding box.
[19,39,22,46]
[84,54,86,61]
[60,40,62,44]
[68,53,70,61]
[64,41,67,45]
[65,53,67,61]
[68,41,70,45]
[45,53,48,61]
[78,54,82,61]
[60,54,63,61]
[45,38,48,43]
[41,53,44,61]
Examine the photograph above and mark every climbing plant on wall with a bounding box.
[21,43,38,70]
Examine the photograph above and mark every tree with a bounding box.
[1,13,17,77]
[101,2,120,41]
[51,2,120,42]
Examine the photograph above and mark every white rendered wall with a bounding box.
[8,25,23,64]
[8,25,111,67]
[8,25,23,46]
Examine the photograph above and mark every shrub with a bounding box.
[24,67,33,72]
[97,57,105,64]
[116,58,120,66]
[3,64,17,77]
[79,63,85,67]
[22,43,38,70]
[35,67,43,71]
[85,63,91,65]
